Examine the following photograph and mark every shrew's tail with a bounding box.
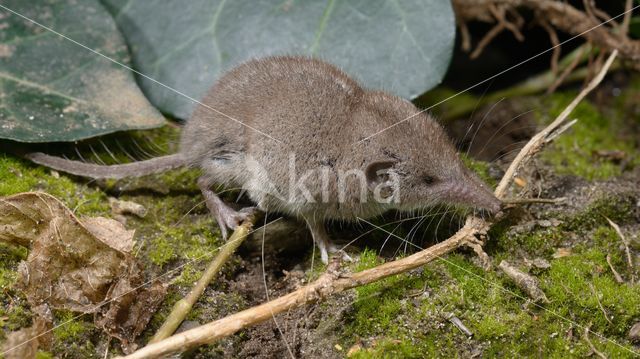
[25,152,185,180]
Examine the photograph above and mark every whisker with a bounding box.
[115,138,137,162]
[88,143,107,165]
[475,109,536,157]
[459,80,496,147]
[467,98,505,157]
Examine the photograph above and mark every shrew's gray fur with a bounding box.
[26,56,501,263]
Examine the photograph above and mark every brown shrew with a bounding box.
[26,56,501,263]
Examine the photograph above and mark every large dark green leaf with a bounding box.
[0,0,166,143]
[102,0,455,119]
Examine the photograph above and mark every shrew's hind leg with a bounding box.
[304,216,352,264]
[198,177,256,239]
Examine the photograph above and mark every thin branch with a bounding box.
[538,19,561,75]
[606,254,624,284]
[605,217,636,282]
[584,323,608,359]
[548,44,587,93]
[502,197,566,205]
[118,218,487,359]
[498,260,548,303]
[447,313,474,337]
[589,283,613,326]
[494,50,618,198]
[149,214,259,343]
[465,237,492,270]
[489,3,524,41]
[471,22,507,59]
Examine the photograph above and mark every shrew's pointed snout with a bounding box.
[474,188,502,214]
[441,172,502,215]
[463,172,502,214]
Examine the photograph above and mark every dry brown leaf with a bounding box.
[95,267,167,354]
[0,192,133,312]
[553,247,572,258]
[83,217,135,253]
[0,192,166,353]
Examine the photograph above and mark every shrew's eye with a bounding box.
[422,175,436,185]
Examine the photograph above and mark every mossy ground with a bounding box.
[538,79,640,181]
[0,129,237,358]
[341,213,639,357]
[1,79,640,358]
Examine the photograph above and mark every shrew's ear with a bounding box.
[365,161,396,191]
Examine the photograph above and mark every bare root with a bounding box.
[453,0,640,70]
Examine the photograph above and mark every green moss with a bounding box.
[354,248,383,272]
[0,243,26,288]
[561,197,635,232]
[145,213,222,268]
[347,249,424,335]
[488,193,636,260]
[35,351,55,359]
[495,226,563,258]
[0,241,30,336]
[343,231,640,357]
[543,248,640,335]
[0,154,109,216]
[52,311,89,342]
[148,232,176,266]
[173,264,203,287]
[539,93,640,180]
[1,302,31,333]
[350,338,424,358]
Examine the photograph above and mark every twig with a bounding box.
[447,313,474,337]
[538,18,561,74]
[584,323,608,359]
[471,22,507,59]
[119,47,620,359]
[148,214,259,343]
[494,50,618,198]
[502,197,566,205]
[583,0,599,24]
[498,260,548,303]
[489,3,524,41]
[589,283,613,326]
[606,254,624,284]
[605,217,636,282]
[458,20,472,52]
[548,44,588,93]
[465,237,492,270]
[117,217,488,359]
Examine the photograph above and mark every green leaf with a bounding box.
[0,0,166,143]
[102,0,455,119]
